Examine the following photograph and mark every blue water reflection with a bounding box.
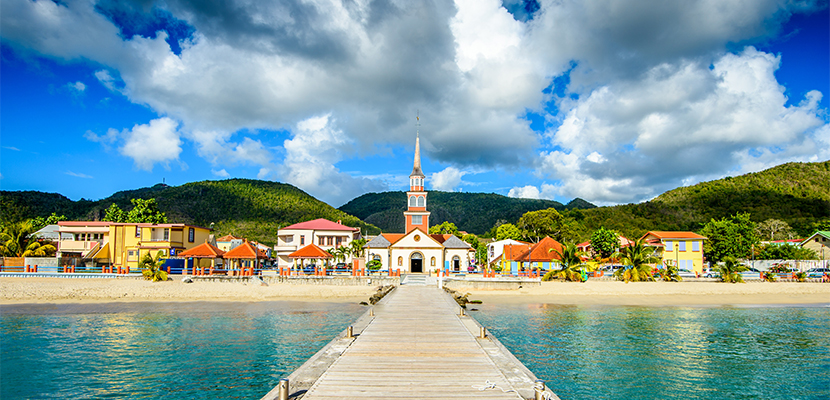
[472,304,830,400]
[1,302,365,399]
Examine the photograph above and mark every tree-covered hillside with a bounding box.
[339,191,595,234]
[1,179,379,245]
[570,161,830,240]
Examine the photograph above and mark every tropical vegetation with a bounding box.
[0,220,56,258]
[613,239,659,283]
[139,251,168,282]
[717,256,748,283]
[543,243,587,282]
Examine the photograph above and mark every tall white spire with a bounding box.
[411,113,424,177]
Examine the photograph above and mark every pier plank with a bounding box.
[300,285,523,399]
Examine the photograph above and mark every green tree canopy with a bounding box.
[590,226,618,258]
[125,198,168,224]
[0,220,37,257]
[754,243,817,260]
[700,212,759,263]
[517,208,574,243]
[429,221,460,237]
[31,212,66,231]
[495,223,522,241]
[103,203,126,223]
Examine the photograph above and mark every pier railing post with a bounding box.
[479,326,486,339]
[278,378,289,400]
[534,379,546,400]
[346,325,354,339]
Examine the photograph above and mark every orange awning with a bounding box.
[288,244,332,259]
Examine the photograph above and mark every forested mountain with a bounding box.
[1,179,378,245]
[570,161,830,240]
[339,191,595,234]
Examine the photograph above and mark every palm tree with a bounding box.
[139,251,168,282]
[0,220,38,257]
[613,239,659,283]
[349,238,367,259]
[657,260,682,282]
[22,241,57,257]
[717,256,747,283]
[544,243,587,281]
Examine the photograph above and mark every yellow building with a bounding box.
[108,223,211,270]
[640,231,707,274]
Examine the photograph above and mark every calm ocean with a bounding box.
[2,301,829,399]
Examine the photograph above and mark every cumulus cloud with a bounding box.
[119,117,182,171]
[507,183,559,200]
[281,114,386,205]
[431,167,466,191]
[2,0,827,205]
[212,168,230,178]
[542,47,828,204]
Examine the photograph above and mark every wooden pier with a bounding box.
[263,282,557,400]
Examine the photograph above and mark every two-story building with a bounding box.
[800,231,830,260]
[640,231,707,274]
[57,221,211,271]
[486,239,529,265]
[274,219,361,267]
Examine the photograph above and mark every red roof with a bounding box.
[288,244,332,259]
[178,242,225,258]
[528,237,564,261]
[216,234,242,242]
[281,218,358,231]
[642,231,707,240]
[224,241,268,259]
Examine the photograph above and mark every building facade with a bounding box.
[640,231,707,273]
[800,231,830,260]
[274,219,362,267]
[365,122,473,273]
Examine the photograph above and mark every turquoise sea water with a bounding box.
[472,304,830,400]
[2,302,829,399]
[0,302,365,399]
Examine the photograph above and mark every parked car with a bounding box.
[806,267,830,279]
[677,269,697,278]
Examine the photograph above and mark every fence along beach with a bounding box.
[263,280,558,400]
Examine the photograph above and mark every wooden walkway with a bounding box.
[300,285,524,399]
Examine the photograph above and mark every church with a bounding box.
[365,121,473,273]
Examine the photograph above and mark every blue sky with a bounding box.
[1,0,828,207]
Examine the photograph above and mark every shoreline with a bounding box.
[1,278,828,307]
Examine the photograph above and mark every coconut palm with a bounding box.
[613,239,659,283]
[0,220,37,257]
[717,256,747,283]
[544,243,587,281]
[656,260,682,282]
[139,251,168,282]
[22,241,57,257]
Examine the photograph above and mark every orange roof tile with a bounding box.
[288,244,332,259]
[224,241,268,259]
[528,237,564,261]
[216,234,242,242]
[178,242,226,258]
[381,233,405,244]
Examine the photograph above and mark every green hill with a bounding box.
[569,160,830,240]
[0,179,379,245]
[338,191,595,234]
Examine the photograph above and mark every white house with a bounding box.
[274,219,361,267]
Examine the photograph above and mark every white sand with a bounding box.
[465,280,830,306]
[0,278,378,304]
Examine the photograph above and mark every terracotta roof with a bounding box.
[642,231,707,240]
[224,241,268,259]
[502,243,531,262]
[281,218,359,231]
[380,233,405,244]
[528,237,564,261]
[178,242,225,258]
[288,244,332,259]
[216,234,242,242]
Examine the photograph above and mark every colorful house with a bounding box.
[486,239,529,264]
[216,234,243,252]
[576,235,634,258]
[640,231,707,274]
[493,237,564,274]
[274,219,362,267]
[800,231,830,260]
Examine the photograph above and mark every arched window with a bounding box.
[397,256,403,266]
[409,196,416,207]
[417,196,425,207]
[430,257,436,266]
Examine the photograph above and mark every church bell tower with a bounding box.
[404,115,430,233]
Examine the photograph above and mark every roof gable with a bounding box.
[288,244,332,259]
[801,231,830,246]
[281,218,358,232]
[441,235,473,249]
[390,228,443,248]
[224,241,267,259]
[179,242,226,258]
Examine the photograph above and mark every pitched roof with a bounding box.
[216,234,242,242]
[800,231,830,246]
[365,235,392,248]
[528,237,564,261]
[224,241,268,259]
[288,244,332,259]
[441,235,473,249]
[642,231,707,240]
[178,242,226,258]
[281,218,359,231]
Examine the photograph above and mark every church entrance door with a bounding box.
[410,252,424,273]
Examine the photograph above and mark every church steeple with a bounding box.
[404,114,429,233]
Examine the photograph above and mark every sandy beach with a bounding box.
[1,277,828,306]
[466,280,830,306]
[0,277,379,304]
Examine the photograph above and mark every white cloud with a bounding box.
[212,168,230,178]
[508,185,540,199]
[84,128,118,145]
[67,81,85,93]
[431,167,466,191]
[119,118,182,171]
[65,171,93,179]
[542,47,828,204]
